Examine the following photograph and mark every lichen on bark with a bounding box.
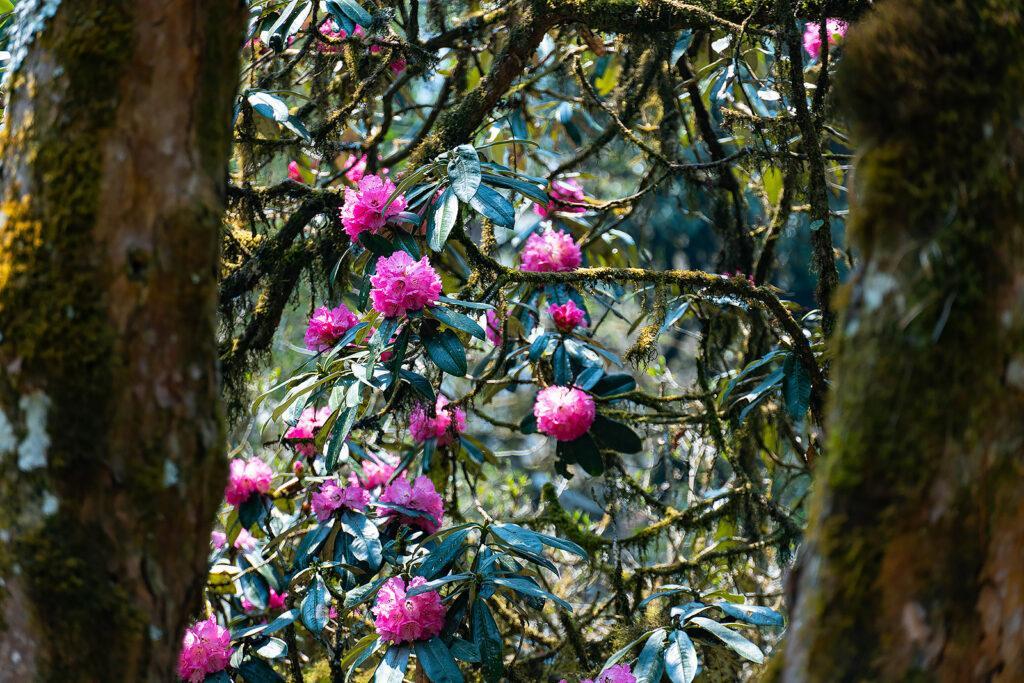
[781,2,1024,680]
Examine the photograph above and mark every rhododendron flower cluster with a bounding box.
[345,154,368,183]
[349,453,399,490]
[224,457,273,507]
[304,304,360,352]
[521,229,582,272]
[560,664,637,683]
[409,395,467,446]
[372,576,447,643]
[311,478,370,521]
[536,178,587,218]
[485,309,502,346]
[549,300,588,333]
[211,530,227,550]
[803,18,848,59]
[234,528,257,551]
[369,251,443,317]
[177,617,232,682]
[534,386,596,442]
[284,406,332,457]
[379,475,445,533]
[288,160,304,183]
[341,174,407,240]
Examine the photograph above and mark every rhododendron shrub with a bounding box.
[201,2,859,681]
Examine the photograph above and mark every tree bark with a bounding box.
[0,1,244,680]
[781,1,1024,681]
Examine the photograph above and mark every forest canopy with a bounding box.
[0,1,1022,682]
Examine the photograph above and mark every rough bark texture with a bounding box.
[0,1,244,680]
[782,1,1024,681]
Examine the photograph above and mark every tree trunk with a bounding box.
[782,1,1024,681]
[0,1,244,680]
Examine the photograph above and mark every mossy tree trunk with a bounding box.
[0,1,244,680]
[782,1,1024,680]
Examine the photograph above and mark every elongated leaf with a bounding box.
[449,638,481,663]
[553,343,572,385]
[688,617,763,663]
[591,414,642,453]
[422,328,467,377]
[472,599,503,683]
[254,637,288,660]
[239,657,285,683]
[232,610,298,640]
[416,528,470,579]
[430,187,459,251]
[375,644,411,683]
[664,630,698,683]
[399,369,435,401]
[782,352,812,421]
[557,432,603,476]
[480,172,548,205]
[340,510,382,570]
[635,629,668,683]
[406,572,474,596]
[489,577,572,611]
[333,0,373,28]
[469,185,515,228]
[715,601,784,627]
[592,373,636,397]
[448,145,482,202]
[302,574,329,635]
[429,306,486,340]
[415,637,465,683]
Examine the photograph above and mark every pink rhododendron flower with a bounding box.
[316,19,347,53]
[284,406,333,457]
[520,229,582,272]
[379,475,445,533]
[535,178,587,218]
[534,386,596,442]
[211,530,227,550]
[803,18,848,59]
[288,160,304,183]
[224,457,274,507]
[304,304,360,352]
[311,478,370,521]
[369,251,443,318]
[340,174,407,241]
[549,300,588,333]
[409,395,467,446]
[345,154,368,183]
[348,453,399,490]
[268,588,288,611]
[372,576,447,644]
[234,528,257,551]
[485,309,502,346]
[177,617,232,682]
[389,57,407,74]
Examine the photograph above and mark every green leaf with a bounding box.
[449,638,481,663]
[344,576,389,609]
[557,432,603,476]
[552,343,572,385]
[447,145,482,203]
[529,334,552,361]
[301,574,330,635]
[437,296,495,311]
[375,644,411,683]
[664,630,698,683]
[339,635,380,676]
[472,599,503,683]
[591,373,636,397]
[232,610,298,640]
[332,0,374,28]
[782,352,812,421]
[489,577,572,611]
[253,637,289,660]
[469,185,516,228]
[422,328,468,377]
[590,414,642,453]
[480,173,548,205]
[0,1,14,14]
[637,586,694,609]
[575,365,604,390]
[429,187,460,252]
[239,657,286,683]
[635,629,668,683]
[601,629,658,672]
[415,637,465,683]
[340,510,383,570]
[519,411,538,434]
[393,232,420,259]
[406,572,474,596]
[238,494,266,529]
[415,528,470,579]
[688,617,763,663]
[429,306,486,340]
[399,369,435,401]
[715,601,784,627]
